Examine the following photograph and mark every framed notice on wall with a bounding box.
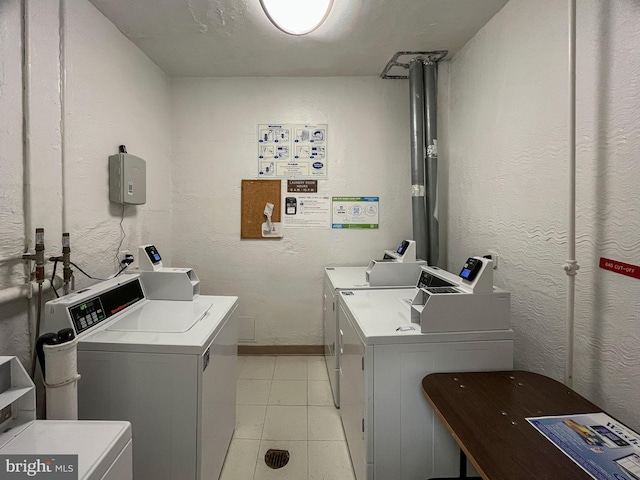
[257,124,328,179]
[332,196,379,229]
[282,195,331,229]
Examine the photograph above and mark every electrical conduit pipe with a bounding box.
[563,0,579,388]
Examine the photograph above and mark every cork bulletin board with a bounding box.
[241,179,282,239]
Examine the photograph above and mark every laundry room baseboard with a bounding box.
[237,345,324,356]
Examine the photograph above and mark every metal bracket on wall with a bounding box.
[380,51,448,79]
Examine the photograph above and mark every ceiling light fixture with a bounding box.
[259,0,334,36]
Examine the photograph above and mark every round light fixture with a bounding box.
[259,0,334,36]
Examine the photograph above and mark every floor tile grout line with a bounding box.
[255,370,272,480]
[233,355,351,480]
[261,377,273,441]
[252,437,262,480]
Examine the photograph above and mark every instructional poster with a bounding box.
[527,413,640,480]
[257,124,328,179]
[332,197,379,229]
[282,195,331,228]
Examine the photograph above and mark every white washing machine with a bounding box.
[0,421,133,480]
[324,240,426,407]
[42,275,238,480]
[338,285,514,480]
[0,356,132,480]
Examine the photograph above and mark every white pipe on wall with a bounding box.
[21,0,33,253]
[59,0,67,232]
[0,254,26,264]
[0,278,63,305]
[563,0,579,388]
[20,0,37,374]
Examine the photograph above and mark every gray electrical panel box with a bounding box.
[109,153,146,205]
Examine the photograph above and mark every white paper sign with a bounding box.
[282,195,331,228]
[332,197,379,229]
[258,124,327,179]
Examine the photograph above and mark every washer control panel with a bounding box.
[65,278,145,334]
[69,297,106,334]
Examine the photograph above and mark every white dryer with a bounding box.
[42,275,238,480]
[0,356,132,480]
[338,286,514,480]
[324,241,426,407]
[0,421,132,480]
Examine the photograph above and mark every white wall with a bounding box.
[0,0,64,368]
[443,0,640,429]
[4,0,637,433]
[0,0,172,371]
[64,0,173,273]
[0,0,30,365]
[171,77,412,344]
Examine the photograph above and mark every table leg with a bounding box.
[429,450,482,480]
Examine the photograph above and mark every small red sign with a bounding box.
[599,257,640,280]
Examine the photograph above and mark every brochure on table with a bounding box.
[528,412,640,480]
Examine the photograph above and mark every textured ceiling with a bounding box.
[88,0,509,77]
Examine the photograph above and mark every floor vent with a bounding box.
[265,449,290,469]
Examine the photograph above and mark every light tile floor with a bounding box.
[221,355,356,480]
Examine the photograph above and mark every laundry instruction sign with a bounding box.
[257,124,327,179]
[332,197,379,229]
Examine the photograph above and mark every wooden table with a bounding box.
[421,370,601,480]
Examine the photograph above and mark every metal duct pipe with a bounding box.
[409,60,428,261]
[424,60,439,266]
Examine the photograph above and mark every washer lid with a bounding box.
[0,420,131,480]
[325,266,370,289]
[340,288,514,345]
[78,296,238,354]
[106,301,212,333]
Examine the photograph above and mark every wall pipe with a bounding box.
[409,60,429,262]
[0,278,62,306]
[59,0,67,232]
[563,0,579,388]
[20,0,37,376]
[0,254,26,264]
[423,60,439,266]
[21,0,33,255]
